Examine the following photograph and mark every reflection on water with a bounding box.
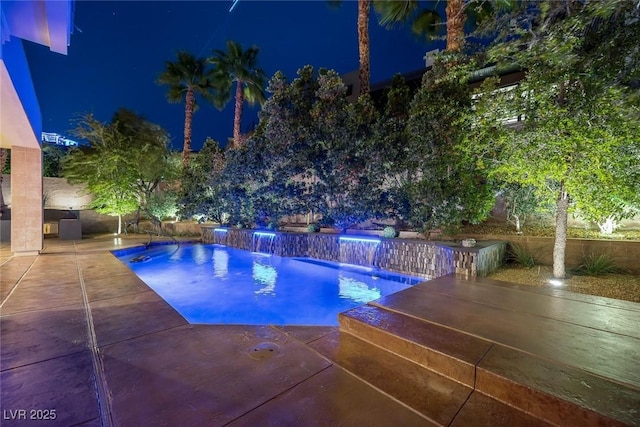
[115,244,422,326]
[191,244,210,265]
[338,274,381,303]
[213,248,229,279]
[253,259,277,295]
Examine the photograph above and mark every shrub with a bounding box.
[307,223,320,233]
[382,226,398,238]
[507,243,536,268]
[573,253,627,276]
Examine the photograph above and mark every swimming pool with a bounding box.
[113,243,424,326]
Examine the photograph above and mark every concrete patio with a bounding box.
[1,234,638,426]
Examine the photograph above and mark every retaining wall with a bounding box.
[460,234,640,275]
[201,226,507,279]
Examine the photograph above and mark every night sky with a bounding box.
[25,0,439,151]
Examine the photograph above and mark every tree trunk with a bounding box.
[117,214,122,235]
[445,0,465,52]
[357,0,370,94]
[183,87,195,168]
[233,80,244,148]
[553,187,569,279]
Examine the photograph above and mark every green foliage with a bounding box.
[307,223,320,233]
[63,110,176,232]
[156,51,216,165]
[147,190,178,220]
[405,58,495,231]
[573,253,628,276]
[42,145,67,177]
[499,182,552,233]
[178,137,229,223]
[466,0,640,278]
[382,226,398,238]
[208,41,267,147]
[209,41,266,109]
[238,66,384,229]
[507,243,536,268]
[0,148,9,174]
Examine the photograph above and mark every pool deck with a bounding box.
[1,235,638,426]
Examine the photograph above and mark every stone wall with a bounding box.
[200,226,506,278]
[461,234,640,275]
[374,239,454,278]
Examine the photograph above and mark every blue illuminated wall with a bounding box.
[0,34,42,141]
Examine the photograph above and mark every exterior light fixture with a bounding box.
[254,231,276,237]
[339,236,381,244]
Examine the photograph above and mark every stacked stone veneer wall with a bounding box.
[201,226,506,278]
[373,239,453,278]
[450,242,507,277]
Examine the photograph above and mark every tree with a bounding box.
[373,0,513,53]
[498,182,551,234]
[357,0,371,94]
[405,60,495,232]
[63,116,139,234]
[157,51,215,167]
[64,110,177,234]
[311,69,373,229]
[209,41,266,148]
[178,137,229,224]
[249,67,323,223]
[219,66,387,230]
[368,74,414,226]
[110,109,181,228]
[466,0,640,278]
[42,144,67,177]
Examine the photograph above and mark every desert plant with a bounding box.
[573,253,627,276]
[382,226,398,238]
[507,243,536,268]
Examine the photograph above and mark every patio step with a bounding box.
[339,304,640,427]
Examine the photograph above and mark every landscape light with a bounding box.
[254,231,276,237]
[549,279,564,287]
[339,236,381,244]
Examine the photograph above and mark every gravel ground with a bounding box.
[488,265,640,303]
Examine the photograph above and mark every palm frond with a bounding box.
[373,0,419,29]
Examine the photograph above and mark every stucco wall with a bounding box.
[2,174,92,210]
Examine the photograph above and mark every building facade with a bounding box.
[0,0,75,254]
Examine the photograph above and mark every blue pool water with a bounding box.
[113,244,424,326]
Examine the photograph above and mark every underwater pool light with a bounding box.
[214,228,228,233]
[339,236,381,244]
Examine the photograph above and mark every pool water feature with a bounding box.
[253,231,276,254]
[338,236,381,267]
[113,244,424,326]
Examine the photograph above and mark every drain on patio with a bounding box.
[248,342,280,360]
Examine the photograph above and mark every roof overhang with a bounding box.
[1,0,74,55]
[0,0,74,149]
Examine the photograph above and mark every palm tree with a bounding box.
[372,0,461,52]
[157,51,215,167]
[374,0,514,53]
[209,41,266,149]
[357,0,371,94]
